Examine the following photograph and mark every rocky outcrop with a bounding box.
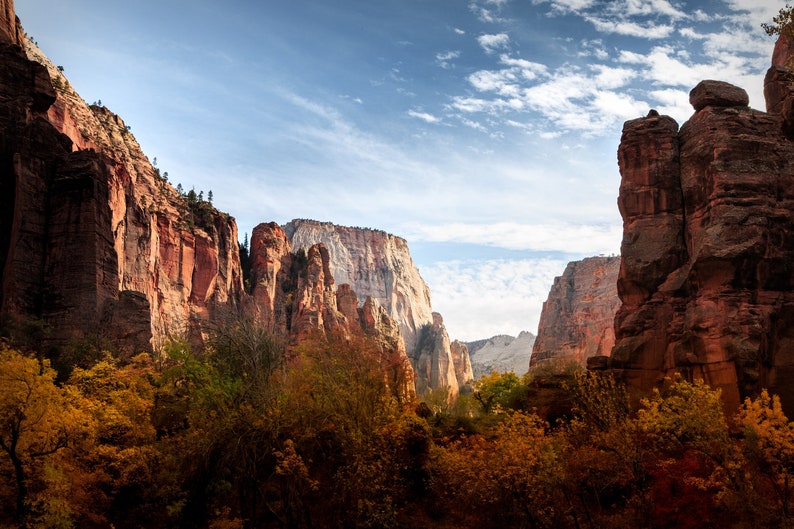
[467,331,536,377]
[532,257,621,368]
[248,222,417,393]
[610,34,794,411]
[0,0,21,47]
[450,340,474,390]
[0,23,246,354]
[283,218,472,393]
[284,219,433,352]
[412,313,460,396]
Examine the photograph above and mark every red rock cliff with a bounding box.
[532,256,621,368]
[611,36,794,411]
[0,24,244,354]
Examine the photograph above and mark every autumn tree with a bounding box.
[737,389,794,526]
[473,371,526,414]
[430,411,563,528]
[0,348,89,523]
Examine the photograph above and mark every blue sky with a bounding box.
[18,0,780,341]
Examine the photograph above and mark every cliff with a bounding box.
[531,256,620,368]
[284,219,433,351]
[467,331,536,377]
[283,218,472,394]
[609,34,794,411]
[0,11,244,354]
[248,222,416,396]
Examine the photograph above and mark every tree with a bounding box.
[763,4,794,37]
[0,348,88,523]
[738,389,794,525]
[473,371,526,414]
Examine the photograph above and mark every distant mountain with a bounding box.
[466,331,536,377]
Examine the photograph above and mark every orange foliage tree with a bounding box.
[0,347,90,524]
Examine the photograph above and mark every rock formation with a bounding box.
[531,257,620,368]
[0,25,245,355]
[283,218,472,394]
[609,34,794,412]
[467,331,537,377]
[284,219,433,351]
[248,222,416,394]
[412,313,460,395]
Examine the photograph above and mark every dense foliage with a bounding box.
[3,334,794,528]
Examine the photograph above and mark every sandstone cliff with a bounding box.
[248,222,416,395]
[609,35,794,411]
[283,218,472,394]
[531,256,620,369]
[467,331,537,377]
[284,219,433,351]
[0,13,246,354]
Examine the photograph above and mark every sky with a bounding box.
[17,0,781,341]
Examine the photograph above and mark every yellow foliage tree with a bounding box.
[738,389,794,524]
[0,348,89,523]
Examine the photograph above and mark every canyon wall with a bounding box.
[0,31,245,355]
[531,256,620,368]
[284,218,472,395]
[248,222,416,396]
[609,35,794,411]
[284,219,433,352]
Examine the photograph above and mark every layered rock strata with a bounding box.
[466,331,536,377]
[248,222,416,395]
[610,36,794,411]
[283,218,472,394]
[284,219,433,351]
[531,257,620,368]
[0,9,241,353]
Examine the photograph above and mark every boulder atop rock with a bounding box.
[612,34,794,413]
[689,80,749,112]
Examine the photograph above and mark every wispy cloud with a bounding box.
[408,109,442,123]
[436,50,461,69]
[469,0,510,23]
[477,33,511,53]
[584,16,674,38]
[403,221,621,254]
[421,257,571,340]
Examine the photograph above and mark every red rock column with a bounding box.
[616,113,686,308]
[612,113,687,388]
[0,0,21,46]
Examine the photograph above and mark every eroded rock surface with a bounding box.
[532,257,620,368]
[283,218,472,393]
[611,36,794,411]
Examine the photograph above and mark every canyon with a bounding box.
[0,2,470,396]
[5,0,794,415]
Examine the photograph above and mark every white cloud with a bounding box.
[408,110,442,123]
[610,0,686,20]
[647,88,692,123]
[537,0,597,16]
[469,0,510,23]
[402,221,621,254]
[454,27,466,35]
[585,16,674,38]
[436,50,461,69]
[421,257,571,340]
[477,33,511,53]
